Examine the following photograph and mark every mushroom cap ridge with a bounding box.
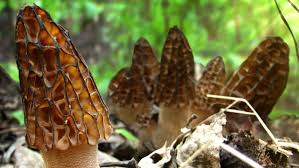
[15,4,112,151]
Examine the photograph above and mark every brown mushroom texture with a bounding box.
[108,37,159,129]
[192,56,226,123]
[15,4,112,167]
[152,26,195,147]
[107,24,289,151]
[107,38,159,150]
[220,37,289,131]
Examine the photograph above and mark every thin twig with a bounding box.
[100,158,139,168]
[277,141,299,151]
[220,143,263,168]
[274,0,299,61]
[258,139,293,156]
[208,94,295,156]
[224,99,239,110]
[0,127,25,134]
[181,94,295,168]
[288,0,299,13]
[242,97,278,144]
[221,108,255,115]
[207,94,278,144]
[290,163,299,167]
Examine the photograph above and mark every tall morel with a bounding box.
[15,4,112,168]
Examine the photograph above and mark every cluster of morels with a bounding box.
[13,4,295,168]
[107,23,289,149]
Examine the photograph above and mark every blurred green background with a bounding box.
[0,0,298,124]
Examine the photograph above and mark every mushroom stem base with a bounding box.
[41,144,98,168]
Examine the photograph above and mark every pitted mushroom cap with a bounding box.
[155,26,195,107]
[221,37,289,119]
[15,4,112,151]
[108,38,159,107]
[193,56,226,114]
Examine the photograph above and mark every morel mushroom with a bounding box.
[108,38,159,142]
[192,56,226,123]
[15,5,112,168]
[220,37,289,131]
[153,26,195,147]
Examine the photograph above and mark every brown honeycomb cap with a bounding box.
[193,56,226,115]
[222,37,289,119]
[221,37,289,131]
[15,4,112,151]
[108,37,159,107]
[155,26,195,107]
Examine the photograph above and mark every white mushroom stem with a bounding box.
[41,144,98,168]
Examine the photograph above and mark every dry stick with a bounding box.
[290,163,299,167]
[0,127,25,134]
[277,139,299,148]
[100,158,138,168]
[178,136,263,168]
[223,99,238,110]
[207,94,278,144]
[258,139,293,156]
[180,94,294,168]
[243,99,279,144]
[208,94,295,156]
[276,141,299,151]
[270,1,299,150]
[274,0,299,62]
[223,109,255,115]
[179,100,246,167]
[220,143,263,168]
[179,107,262,168]
[288,0,299,14]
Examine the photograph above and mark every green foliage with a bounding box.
[115,128,138,142]
[0,62,19,82]
[89,63,117,97]
[0,1,6,12]
[10,110,24,125]
[2,0,103,33]
[270,108,299,119]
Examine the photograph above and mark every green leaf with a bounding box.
[0,62,19,82]
[0,1,6,12]
[85,2,104,18]
[115,128,138,141]
[10,110,24,125]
